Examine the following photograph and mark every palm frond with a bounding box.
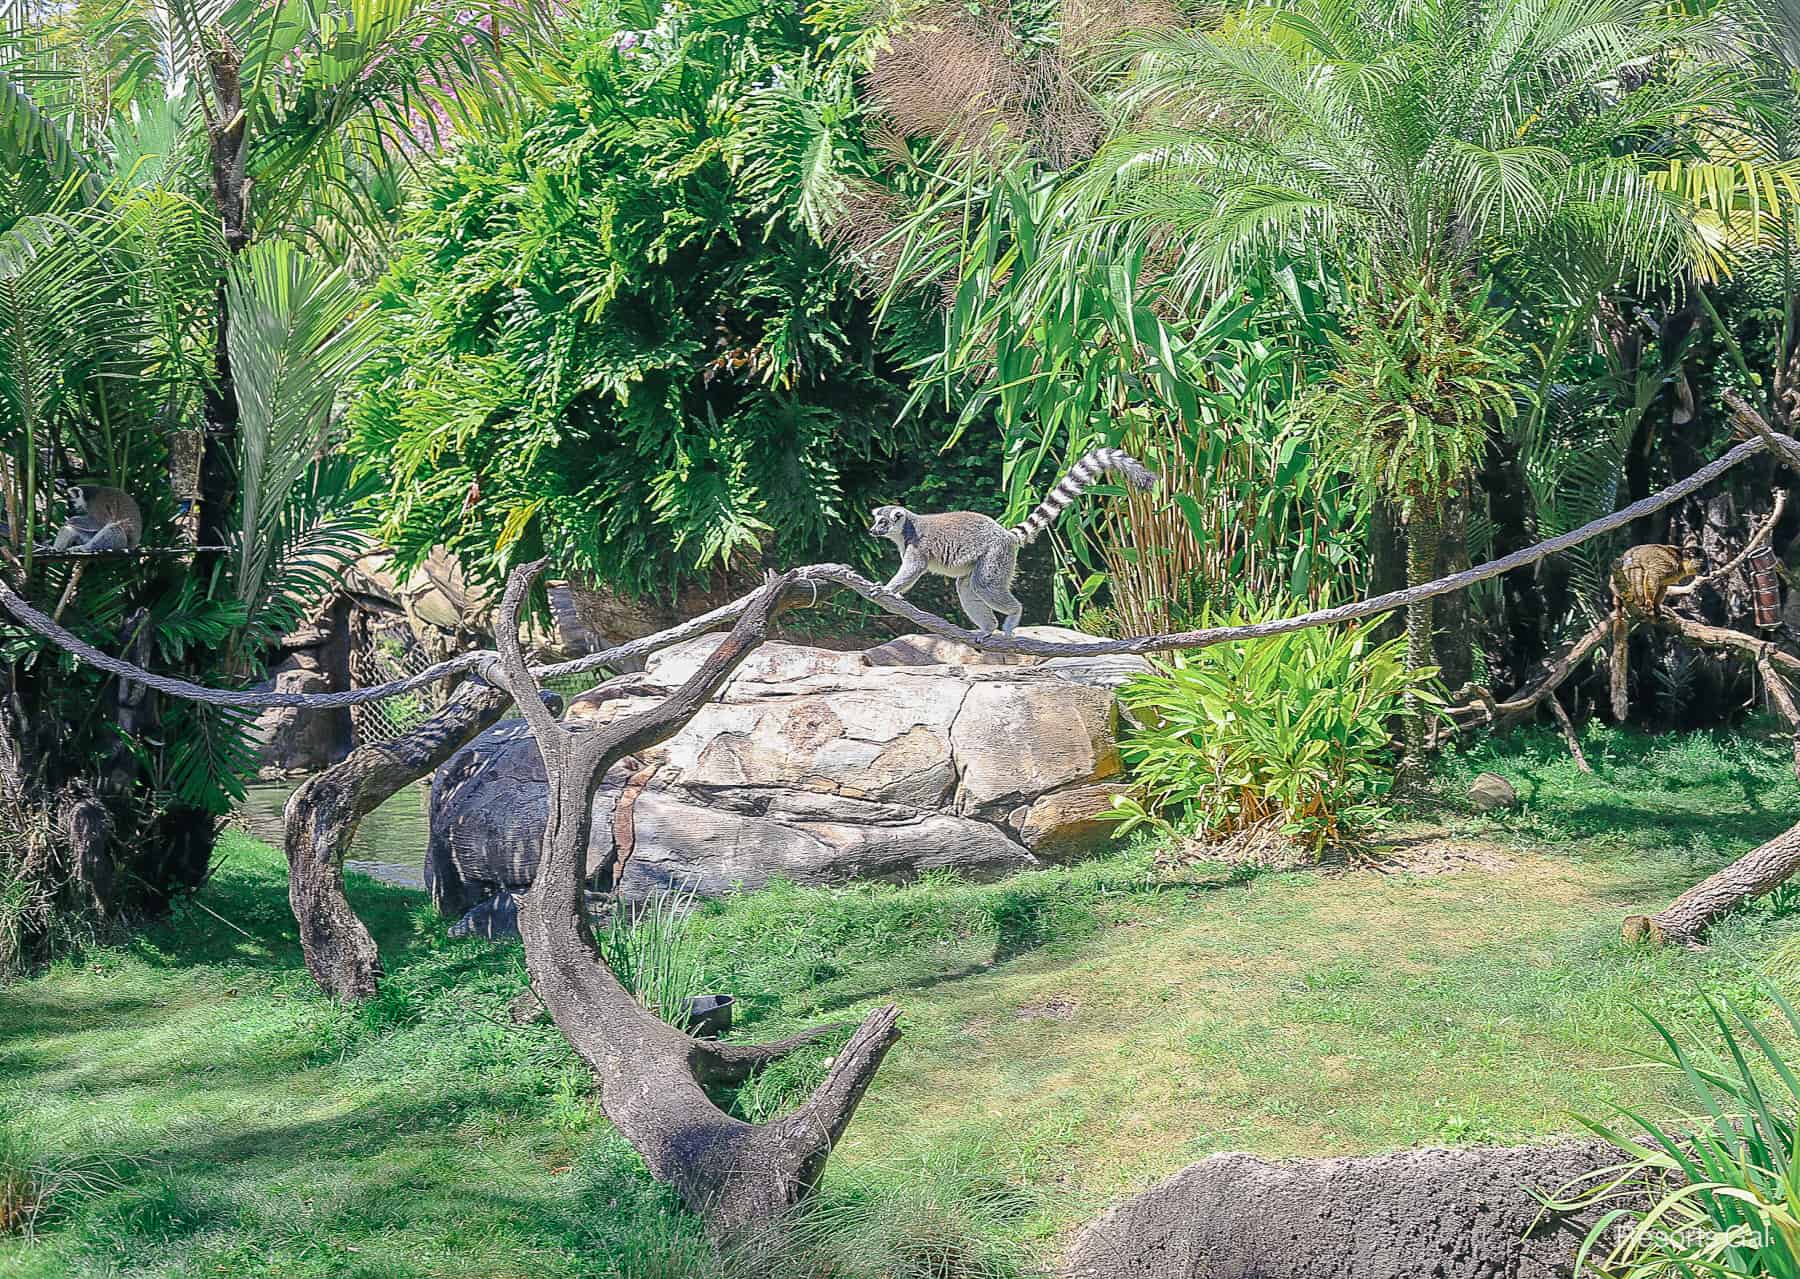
[227,239,381,618]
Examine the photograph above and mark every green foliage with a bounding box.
[1066,0,1724,305]
[0,0,537,945]
[1113,619,1440,851]
[228,240,383,641]
[737,1149,1038,1279]
[1308,276,1521,521]
[877,149,1359,625]
[597,885,710,1028]
[1546,990,1800,1279]
[348,0,944,597]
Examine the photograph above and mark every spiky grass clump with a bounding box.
[0,1121,119,1242]
[734,1149,1039,1279]
[597,883,710,1027]
[1545,989,1800,1279]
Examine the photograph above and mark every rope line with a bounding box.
[0,433,1784,708]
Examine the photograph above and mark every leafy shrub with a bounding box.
[1111,619,1438,852]
[1546,990,1800,1279]
[348,0,965,599]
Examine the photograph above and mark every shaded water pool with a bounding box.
[234,782,433,891]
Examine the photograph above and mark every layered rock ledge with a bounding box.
[425,628,1149,930]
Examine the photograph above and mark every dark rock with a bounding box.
[1064,1141,1636,1279]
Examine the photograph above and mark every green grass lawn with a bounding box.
[4,725,1800,1278]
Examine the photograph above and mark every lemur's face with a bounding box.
[867,506,905,540]
[63,484,92,516]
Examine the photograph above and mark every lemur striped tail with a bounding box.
[1011,448,1159,545]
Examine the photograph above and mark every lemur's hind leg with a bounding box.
[973,544,1023,635]
[956,575,999,635]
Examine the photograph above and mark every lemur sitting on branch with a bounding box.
[867,448,1160,635]
[1609,543,1702,721]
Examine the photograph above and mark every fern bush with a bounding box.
[348,0,955,600]
[1111,619,1438,853]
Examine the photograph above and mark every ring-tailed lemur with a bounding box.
[867,447,1159,635]
[51,484,143,553]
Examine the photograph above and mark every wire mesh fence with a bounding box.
[346,614,605,748]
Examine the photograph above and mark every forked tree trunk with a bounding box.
[489,563,901,1243]
[1624,818,1800,946]
[284,680,516,998]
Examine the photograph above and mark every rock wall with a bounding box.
[246,596,354,777]
[426,628,1150,928]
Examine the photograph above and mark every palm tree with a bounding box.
[0,0,543,937]
[1040,0,1737,747]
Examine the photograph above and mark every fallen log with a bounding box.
[1623,815,1800,945]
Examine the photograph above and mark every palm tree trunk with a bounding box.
[1401,502,1441,772]
[1432,487,1472,690]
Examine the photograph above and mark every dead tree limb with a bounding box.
[284,680,517,998]
[1726,389,1800,475]
[1440,619,1611,735]
[1546,694,1593,774]
[1624,818,1800,945]
[1756,654,1800,782]
[489,562,902,1243]
[1668,489,1787,601]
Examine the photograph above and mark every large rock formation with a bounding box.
[1064,1141,1643,1279]
[425,628,1148,932]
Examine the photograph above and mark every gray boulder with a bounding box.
[425,629,1150,933]
[1064,1141,1638,1279]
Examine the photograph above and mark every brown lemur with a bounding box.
[1608,543,1702,720]
[867,447,1160,635]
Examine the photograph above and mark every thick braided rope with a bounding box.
[0,433,1782,706]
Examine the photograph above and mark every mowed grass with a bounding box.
[4,725,1800,1277]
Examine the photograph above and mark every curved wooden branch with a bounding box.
[1725,389,1800,475]
[489,564,901,1243]
[1668,489,1787,600]
[691,1024,855,1088]
[1442,619,1611,731]
[284,680,515,998]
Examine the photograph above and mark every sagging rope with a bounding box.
[0,432,1788,709]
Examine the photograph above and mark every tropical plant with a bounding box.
[1111,614,1439,853]
[0,0,539,957]
[347,0,964,601]
[1306,274,1521,761]
[1544,990,1800,1279]
[854,140,1359,629]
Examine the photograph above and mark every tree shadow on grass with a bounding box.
[115,861,448,980]
[23,1083,687,1279]
[773,866,1256,1023]
[0,990,164,1050]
